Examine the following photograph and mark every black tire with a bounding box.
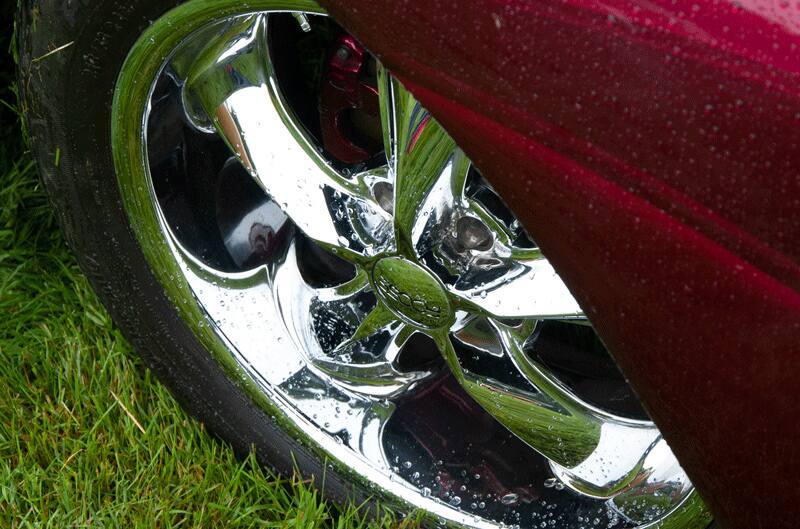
[16,0,364,510]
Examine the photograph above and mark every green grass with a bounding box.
[0,10,404,529]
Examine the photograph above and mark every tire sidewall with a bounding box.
[17,0,362,508]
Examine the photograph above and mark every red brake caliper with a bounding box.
[319,34,381,164]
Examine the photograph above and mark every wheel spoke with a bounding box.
[449,252,585,320]
[378,68,468,256]
[335,302,397,349]
[443,320,695,520]
[311,312,427,398]
[183,14,392,263]
[273,241,430,397]
[445,321,604,470]
[314,269,370,302]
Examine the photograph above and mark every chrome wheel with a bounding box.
[113,2,712,527]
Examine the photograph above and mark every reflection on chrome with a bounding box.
[116,5,713,529]
[184,15,393,261]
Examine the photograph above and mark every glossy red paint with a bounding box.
[318,0,800,527]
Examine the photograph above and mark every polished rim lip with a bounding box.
[110,2,712,527]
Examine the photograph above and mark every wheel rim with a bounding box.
[112,2,712,528]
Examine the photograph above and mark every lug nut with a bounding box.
[456,216,494,251]
[336,46,351,61]
[372,181,394,214]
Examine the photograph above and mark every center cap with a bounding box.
[372,257,453,329]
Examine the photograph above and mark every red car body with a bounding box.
[318,1,800,528]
